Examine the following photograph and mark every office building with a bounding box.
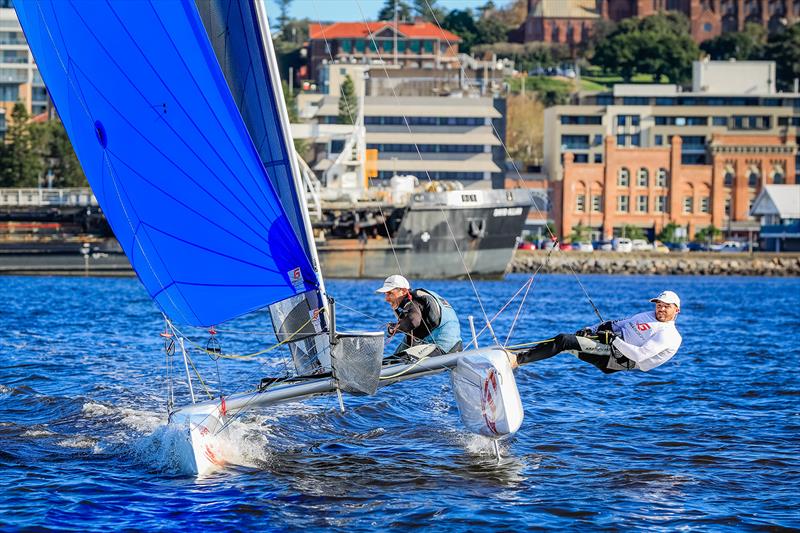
[544,61,798,241]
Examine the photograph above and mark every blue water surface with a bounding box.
[1,274,799,531]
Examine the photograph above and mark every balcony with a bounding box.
[760,221,800,238]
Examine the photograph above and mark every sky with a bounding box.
[265,0,514,23]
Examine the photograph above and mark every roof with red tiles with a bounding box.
[309,21,461,42]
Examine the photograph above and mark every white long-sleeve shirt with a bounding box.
[594,311,682,371]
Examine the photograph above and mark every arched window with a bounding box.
[748,171,759,187]
[618,167,630,187]
[637,168,649,187]
[773,172,785,184]
[656,168,669,187]
[724,171,734,187]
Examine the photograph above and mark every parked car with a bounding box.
[687,242,710,252]
[593,240,613,251]
[559,242,573,251]
[541,240,557,251]
[574,242,594,252]
[612,237,633,252]
[517,241,536,251]
[652,240,670,253]
[664,242,689,253]
[711,241,747,253]
[631,239,653,252]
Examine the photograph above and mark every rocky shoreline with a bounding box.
[510,250,800,276]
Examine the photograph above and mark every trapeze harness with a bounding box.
[393,289,462,355]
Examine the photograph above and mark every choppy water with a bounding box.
[1,274,799,530]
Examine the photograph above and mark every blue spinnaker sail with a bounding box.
[196,0,314,260]
[15,0,318,326]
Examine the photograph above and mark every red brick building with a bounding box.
[554,134,797,241]
[519,0,800,45]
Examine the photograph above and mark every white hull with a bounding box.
[170,347,514,476]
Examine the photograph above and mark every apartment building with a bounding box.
[543,61,798,241]
[0,2,48,136]
[307,94,506,187]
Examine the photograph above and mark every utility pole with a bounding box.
[393,0,398,66]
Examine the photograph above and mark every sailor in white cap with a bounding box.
[514,290,683,373]
[376,274,462,356]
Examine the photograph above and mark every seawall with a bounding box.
[510,251,800,276]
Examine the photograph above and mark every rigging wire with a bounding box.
[351,0,500,345]
[417,0,605,322]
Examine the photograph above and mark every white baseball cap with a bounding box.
[375,274,410,293]
[650,290,680,309]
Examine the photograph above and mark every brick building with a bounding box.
[307,21,461,82]
[519,0,800,45]
[544,61,799,241]
[556,133,796,241]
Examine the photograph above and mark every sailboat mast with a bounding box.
[252,1,330,316]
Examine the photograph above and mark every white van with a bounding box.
[631,239,653,251]
[613,238,633,252]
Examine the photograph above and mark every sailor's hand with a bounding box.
[575,327,592,337]
[386,322,398,337]
[597,330,617,345]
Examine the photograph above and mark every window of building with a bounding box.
[560,115,603,125]
[655,195,668,213]
[576,194,586,212]
[724,196,731,217]
[398,40,406,52]
[748,171,759,187]
[631,133,641,146]
[700,196,710,213]
[383,40,393,52]
[637,195,649,212]
[655,97,676,105]
[617,115,626,126]
[724,171,734,186]
[592,195,602,212]
[617,195,629,212]
[654,116,707,126]
[617,134,626,146]
[409,39,420,53]
[618,168,630,187]
[703,22,712,31]
[593,134,603,146]
[712,116,728,126]
[341,39,353,53]
[596,95,614,105]
[573,153,589,163]
[656,168,668,187]
[637,168,649,187]
[631,115,640,126]
[594,153,603,163]
[355,39,366,52]
[773,172,785,184]
[561,135,590,149]
[732,115,771,130]
[622,97,649,105]
[683,196,693,214]
[424,40,434,53]
[655,134,663,146]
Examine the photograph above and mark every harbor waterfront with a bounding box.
[511,250,800,276]
[1,274,798,530]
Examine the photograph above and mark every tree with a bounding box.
[765,22,800,91]
[377,0,412,21]
[46,119,86,187]
[569,222,591,243]
[700,22,765,60]
[694,224,722,243]
[442,9,478,52]
[592,13,700,83]
[475,17,509,46]
[338,75,357,125]
[621,224,645,240]
[657,221,684,244]
[506,93,544,167]
[412,0,446,23]
[275,0,292,33]
[0,103,45,187]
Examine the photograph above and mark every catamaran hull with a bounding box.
[170,347,516,476]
